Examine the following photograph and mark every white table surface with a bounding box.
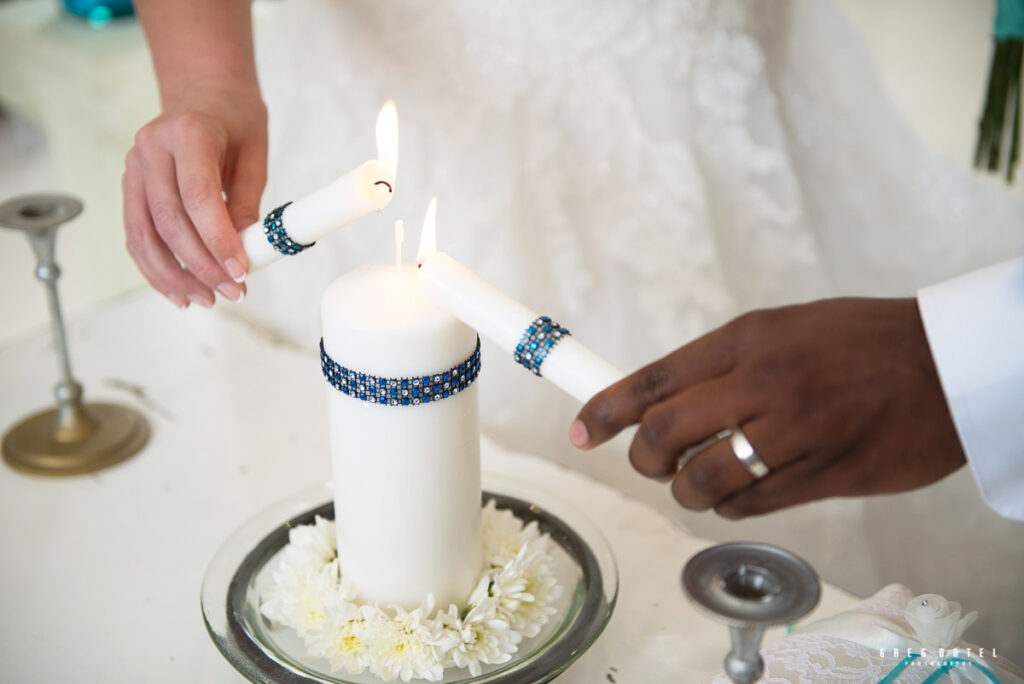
[0,291,856,683]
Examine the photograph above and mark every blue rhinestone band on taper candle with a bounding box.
[514,316,570,376]
[263,202,316,256]
[320,336,481,406]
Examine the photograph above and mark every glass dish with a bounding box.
[202,473,618,684]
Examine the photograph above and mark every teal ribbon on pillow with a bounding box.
[878,654,918,684]
[921,657,1003,684]
[878,654,1003,684]
[995,0,1024,39]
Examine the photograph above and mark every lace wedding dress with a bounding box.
[248,0,1022,434]
[243,0,1024,666]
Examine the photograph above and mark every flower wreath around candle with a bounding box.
[263,202,316,256]
[514,316,570,376]
[320,336,481,406]
[260,500,563,681]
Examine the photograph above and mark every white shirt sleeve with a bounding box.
[917,257,1024,521]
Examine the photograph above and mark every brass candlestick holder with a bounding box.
[1,193,149,476]
[682,542,821,684]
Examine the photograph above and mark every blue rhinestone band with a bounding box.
[320,337,481,407]
[263,202,315,256]
[514,316,570,376]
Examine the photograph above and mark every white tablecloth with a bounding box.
[0,292,856,683]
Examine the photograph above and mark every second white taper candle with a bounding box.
[415,199,626,403]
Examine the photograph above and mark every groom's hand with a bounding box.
[569,298,966,518]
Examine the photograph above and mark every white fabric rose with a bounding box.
[904,594,978,650]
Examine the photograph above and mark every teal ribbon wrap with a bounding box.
[995,0,1024,39]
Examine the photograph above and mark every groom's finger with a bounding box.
[571,331,737,449]
[626,376,760,479]
[712,451,837,519]
[670,417,796,511]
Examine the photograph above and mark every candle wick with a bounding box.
[375,181,393,193]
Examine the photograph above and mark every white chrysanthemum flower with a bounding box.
[490,537,561,637]
[274,548,341,588]
[261,562,342,637]
[481,500,539,567]
[465,574,498,618]
[435,600,523,676]
[283,515,338,567]
[360,598,446,682]
[304,603,372,675]
[288,516,335,557]
[429,604,463,655]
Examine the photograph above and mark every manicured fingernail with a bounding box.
[569,419,589,447]
[224,257,247,283]
[217,282,243,302]
[188,293,214,309]
[167,294,189,310]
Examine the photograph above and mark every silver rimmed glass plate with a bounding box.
[202,474,618,683]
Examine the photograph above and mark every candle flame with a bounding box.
[417,197,438,263]
[376,101,399,185]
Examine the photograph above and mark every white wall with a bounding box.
[835,0,1002,172]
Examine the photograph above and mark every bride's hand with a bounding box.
[123,86,267,309]
[568,298,966,518]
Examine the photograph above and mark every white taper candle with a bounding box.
[242,101,398,270]
[415,199,625,403]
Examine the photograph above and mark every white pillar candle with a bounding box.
[321,263,482,610]
[242,101,399,270]
[415,199,626,403]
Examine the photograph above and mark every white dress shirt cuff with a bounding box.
[917,257,1024,521]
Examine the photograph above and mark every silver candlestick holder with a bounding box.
[682,542,821,684]
[0,193,149,476]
